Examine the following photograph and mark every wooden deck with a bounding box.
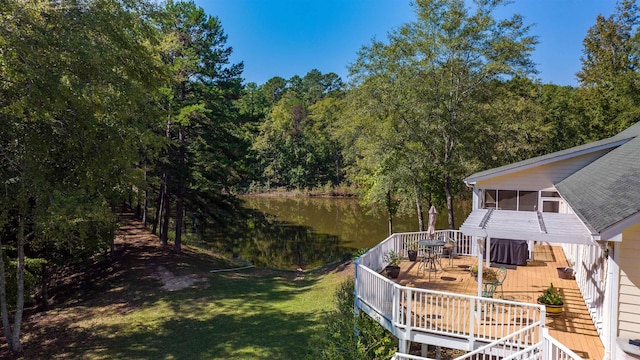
[393,244,604,359]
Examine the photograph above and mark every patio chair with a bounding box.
[494,267,507,299]
[482,282,497,298]
[417,249,438,281]
[442,237,456,266]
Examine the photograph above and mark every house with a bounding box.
[354,122,640,359]
[459,122,640,359]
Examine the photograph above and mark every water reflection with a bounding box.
[210,196,471,270]
[243,210,345,269]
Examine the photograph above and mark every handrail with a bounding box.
[355,231,544,356]
[397,285,543,343]
[542,328,583,360]
[454,323,543,359]
[392,329,581,360]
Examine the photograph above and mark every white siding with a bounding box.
[619,222,640,339]
[475,150,608,190]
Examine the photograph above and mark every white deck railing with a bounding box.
[355,230,553,359]
[541,328,583,360]
[359,230,475,271]
[455,324,542,359]
[562,243,606,340]
[392,326,583,360]
[356,264,544,348]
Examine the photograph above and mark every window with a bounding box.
[484,189,497,208]
[543,200,560,213]
[481,189,540,211]
[541,191,560,198]
[519,191,538,211]
[498,190,517,210]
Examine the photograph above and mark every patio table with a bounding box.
[417,239,446,280]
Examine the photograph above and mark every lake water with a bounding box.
[210,196,470,270]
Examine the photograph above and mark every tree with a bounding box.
[0,0,166,354]
[576,0,640,139]
[252,70,345,190]
[343,0,537,229]
[154,0,244,252]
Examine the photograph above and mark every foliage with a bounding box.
[309,278,397,360]
[576,0,640,139]
[2,256,46,310]
[537,283,564,305]
[470,265,497,282]
[341,0,537,230]
[405,241,419,251]
[151,0,246,251]
[0,0,167,353]
[251,70,346,191]
[352,248,370,260]
[383,250,401,267]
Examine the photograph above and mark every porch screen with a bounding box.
[498,190,517,210]
[519,191,538,211]
[484,189,497,208]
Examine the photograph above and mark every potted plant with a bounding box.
[406,241,418,261]
[556,267,574,279]
[469,265,497,282]
[537,283,564,316]
[383,250,401,278]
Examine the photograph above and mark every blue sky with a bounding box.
[197,0,617,86]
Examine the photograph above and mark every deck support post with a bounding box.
[476,237,485,297]
[398,339,409,353]
[604,241,620,360]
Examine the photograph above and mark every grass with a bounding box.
[8,215,350,359]
[71,271,344,359]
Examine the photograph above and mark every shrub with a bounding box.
[308,278,397,360]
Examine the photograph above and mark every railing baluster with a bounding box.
[355,230,553,359]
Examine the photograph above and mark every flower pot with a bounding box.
[407,250,418,262]
[539,302,564,317]
[557,267,574,280]
[385,265,401,279]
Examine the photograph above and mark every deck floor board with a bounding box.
[394,243,605,359]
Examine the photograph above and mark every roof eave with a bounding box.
[464,138,630,185]
[597,210,640,241]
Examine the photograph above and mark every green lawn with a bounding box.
[59,265,347,359]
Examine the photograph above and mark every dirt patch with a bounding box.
[156,265,206,291]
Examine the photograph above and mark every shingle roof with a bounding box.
[465,121,640,234]
[464,124,638,184]
[556,128,640,233]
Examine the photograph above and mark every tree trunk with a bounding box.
[175,193,183,252]
[40,263,49,311]
[444,173,455,229]
[386,191,394,236]
[415,184,425,232]
[334,149,341,185]
[174,125,185,253]
[161,181,170,246]
[142,162,148,228]
[443,134,455,229]
[0,232,13,352]
[152,180,163,235]
[159,117,172,244]
[10,213,26,356]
